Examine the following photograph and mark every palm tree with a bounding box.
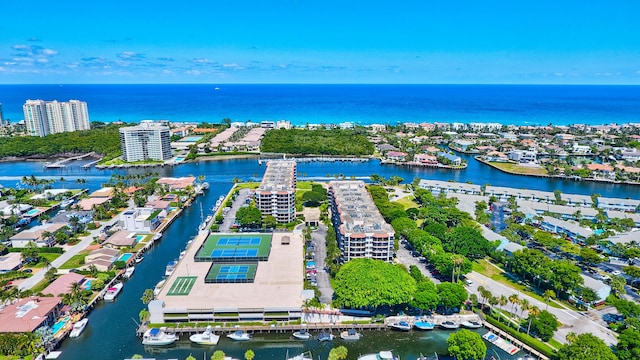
[498,295,508,322]
[508,293,520,318]
[543,289,555,310]
[526,306,541,335]
[518,298,530,331]
[244,350,255,360]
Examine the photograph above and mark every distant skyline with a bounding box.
[1,1,639,84]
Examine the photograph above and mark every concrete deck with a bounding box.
[158,232,304,311]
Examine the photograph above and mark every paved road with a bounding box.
[466,271,618,346]
[308,224,333,304]
[395,241,441,284]
[18,217,120,291]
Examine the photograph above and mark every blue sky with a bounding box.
[1,1,639,84]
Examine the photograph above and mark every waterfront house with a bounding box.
[76,197,110,211]
[386,151,408,162]
[83,247,119,271]
[437,152,462,166]
[156,176,196,191]
[50,211,93,230]
[485,151,509,162]
[119,207,162,233]
[586,163,615,179]
[10,223,68,248]
[42,273,86,297]
[145,200,171,217]
[508,150,537,163]
[104,230,139,248]
[0,297,63,334]
[452,139,475,151]
[413,153,438,165]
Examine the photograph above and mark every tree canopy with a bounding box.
[528,310,559,342]
[260,128,374,156]
[235,206,262,228]
[436,282,468,311]
[332,258,417,309]
[447,329,487,360]
[557,333,617,360]
[617,327,640,360]
[444,226,494,259]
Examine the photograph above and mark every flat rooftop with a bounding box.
[330,180,394,235]
[258,160,297,193]
[157,232,304,311]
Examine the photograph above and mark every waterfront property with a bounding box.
[10,223,68,248]
[256,160,297,223]
[328,180,395,263]
[150,232,304,323]
[119,120,173,162]
[0,297,63,333]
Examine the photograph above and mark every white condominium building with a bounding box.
[329,180,395,263]
[119,120,172,162]
[256,160,297,223]
[23,99,90,137]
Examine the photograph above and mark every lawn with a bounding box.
[394,195,419,209]
[473,259,564,309]
[488,162,549,176]
[60,251,89,269]
[32,253,62,268]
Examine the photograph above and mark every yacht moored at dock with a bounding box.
[292,329,311,340]
[165,260,177,276]
[389,321,411,331]
[189,325,220,345]
[317,331,334,341]
[413,318,435,330]
[439,321,460,329]
[461,320,482,329]
[123,266,135,279]
[142,327,178,346]
[103,282,123,301]
[69,318,88,338]
[340,328,361,340]
[357,351,399,360]
[227,330,251,341]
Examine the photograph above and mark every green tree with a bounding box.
[444,226,493,259]
[327,346,348,360]
[44,267,58,282]
[623,265,640,279]
[235,206,262,228]
[580,247,603,265]
[410,279,440,311]
[543,289,556,310]
[211,350,226,360]
[333,259,417,309]
[617,327,640,360]
[131,355,143,359]
[244,350,255,360]
[557,333,617,360]
[610,275,627,296]
[141,289,155,305]
[186,355,196,360]
[447,329,487,360]
[263,215,277,229]
[139,309,150,324]
[529,310,559,342]
[20,241,40,264]
[436,282,468,312]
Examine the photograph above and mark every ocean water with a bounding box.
[1,84,640,126]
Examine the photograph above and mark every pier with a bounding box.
[137,322,388,337]
[82,157,103,169]
[44,152,96,169]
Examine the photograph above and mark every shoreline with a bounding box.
[475,156,640,186]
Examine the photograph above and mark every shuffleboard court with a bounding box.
[167,276,197,296]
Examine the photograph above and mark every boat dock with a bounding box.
[82,158,103,169]
[482,321,550,360]
[44,152,96,169]
[137,322,388,337]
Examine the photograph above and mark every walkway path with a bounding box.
[308,223,333,304]
[18,217,120,291]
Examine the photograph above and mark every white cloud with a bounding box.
[42,49,58,56]
[223,63,243,70]
[161,69,173,75]
[192,58,214,64]
[117,51,145,60]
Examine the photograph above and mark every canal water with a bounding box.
[0,156,635,360]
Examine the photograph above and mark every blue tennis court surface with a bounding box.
[219,265,249,273]
[216,237,262,246]
[217,274,247,280]
[211,249,258,257]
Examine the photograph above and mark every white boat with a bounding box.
[461,320,483,329]
[227,330,251,341]
[60,199,74,208]
[287,351,313,360]
[340,328,361,340]
[69,318,88,338]
[179,250,186,259]
[440,321,460,329]
[142,327,178,346]
[165,260,177,276]
[389,321,411,331]
[123,267,135,279]
[135,255,144,263]
[202,182,210,190]
[153,232,162,241]
[103,282,123,301]
[189,325,220,345]
[357,351,399,360]
[317,331,334,341]
[153,279,166,296]
[413,320,435,330]
[292,329,311,340]
[205,215,213,223]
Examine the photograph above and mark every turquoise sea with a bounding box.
[1,84,640,125]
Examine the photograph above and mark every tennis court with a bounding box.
[205,263,257,283]
[195,233,272,262]
[167,276,197,296]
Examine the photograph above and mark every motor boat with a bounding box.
[227,330,251,341]
[189,325,220,345]
[153,232,162,241]
[461,320,483,329]
[440,321,460,329]
[340,328,361,340]
[292,329,311,340]
[357,351,399,360]
[69,318,88,338]
[142,327,178,346]
[317,331,334,341]
[103,282,123,301]
[389,320,411,331]
[165,260,177,276]
[413,319,435,330]
[287,351,313,360]
[123,266,135,279]
[135,255,144,263]
[153,279,166,296]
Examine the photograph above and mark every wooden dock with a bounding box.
[482,321,550,360]
[44,152,96,169]
[137,322,387,337]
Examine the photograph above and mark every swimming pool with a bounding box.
[118,253,133,263]
[136,235,146,242]
[25,208,39,216]
[51,317,69,335]
[181,136,203,142]
[174,157,184,162]
[83,279,93,290]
